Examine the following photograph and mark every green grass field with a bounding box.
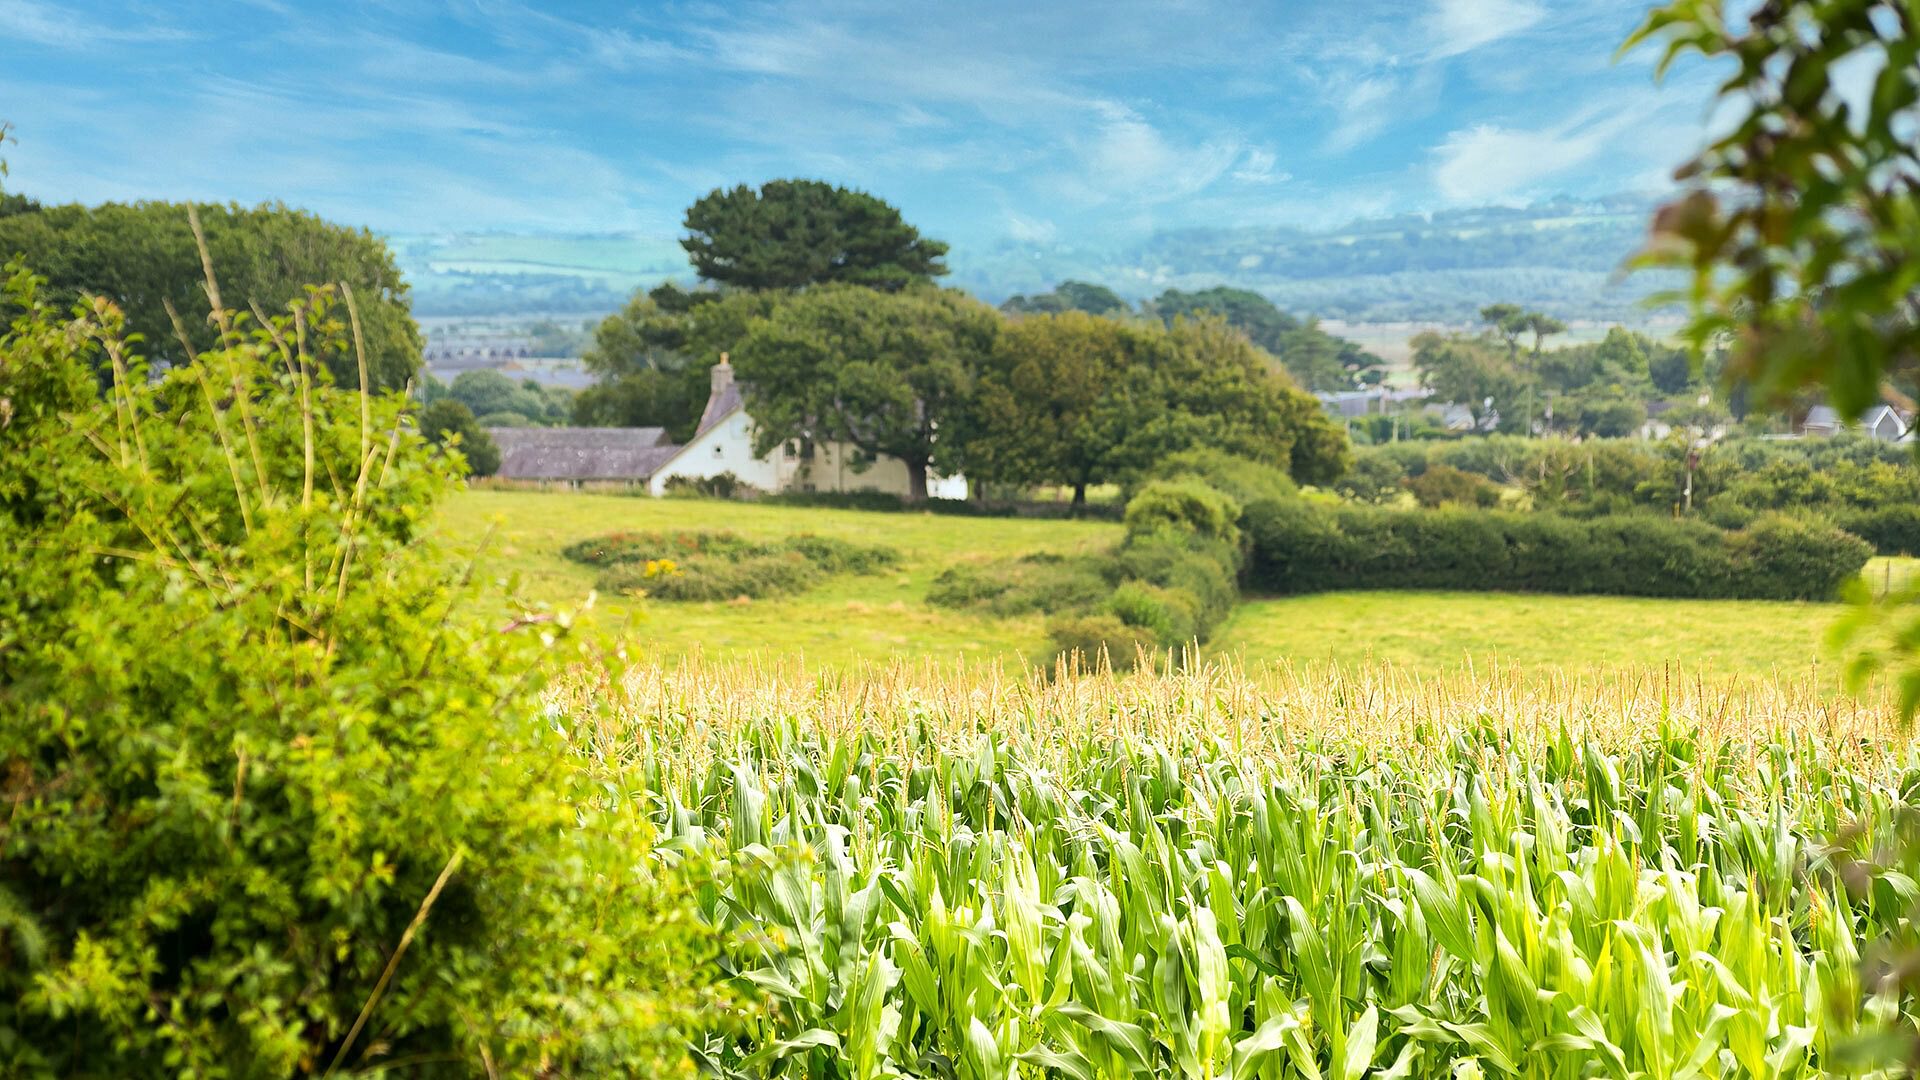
[440,489,1120,666]
[442,488,1903,679]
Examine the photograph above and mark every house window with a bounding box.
[713,445,723,458]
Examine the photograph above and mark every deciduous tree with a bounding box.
[957,310,1147,506]
[0,201,420,390]
[572,283,779,440]
[733,285,996,500]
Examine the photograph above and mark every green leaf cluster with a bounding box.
[0,260,717,1076]
[0,201,421,392]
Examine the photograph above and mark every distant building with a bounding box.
[1794,403,1909,442]
[487,426,679,483]
[1315,387,1429,418]
[645,357,966,498]
[485,356,967,498]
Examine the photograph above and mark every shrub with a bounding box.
[926,553,1112,617]
[1834,504,1920,556]
[1107,535,1241,634]
[1044,613,1155,671]
[1105,581,1201,647]
[1403,462,1501,508]
[663,471,756,499]
[566,529,899,600]
[0,265,715,1075]
[1141,448,1297,507]
[1123,479,1242,545]
[419,397,501,476]
[1242,497,1870,600]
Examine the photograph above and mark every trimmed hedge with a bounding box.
[1243,498,1872,601]
[1833,505,1920,556]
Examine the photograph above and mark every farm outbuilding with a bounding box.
[486,426,680,483]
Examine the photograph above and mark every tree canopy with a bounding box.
[1147,286,1381,392]
[571,283,779,441]
[1000,280,1130,316]
[957,310,1350,499]
[0,200,420,391]
[681,180,949,292]
[733,285,996,500]
[956,310,1151,504]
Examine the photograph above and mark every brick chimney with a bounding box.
[712,352,734,396]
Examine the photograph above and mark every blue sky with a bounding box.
[2,1,1728,248]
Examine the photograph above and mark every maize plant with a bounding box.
[559,662,1920,1078]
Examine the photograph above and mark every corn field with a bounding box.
[558,662,1920,1078]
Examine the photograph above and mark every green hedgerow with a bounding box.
[0,258,719,1077]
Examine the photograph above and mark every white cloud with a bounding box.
[1003,211,1057,243]
[1230,147,1290,184]
[1429,0,1547,58]
[1431,120,1613,202]
[0,0,192,48]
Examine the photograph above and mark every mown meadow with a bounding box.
[564,661,1920,1078]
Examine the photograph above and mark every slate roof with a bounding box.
[696,379,744,437]
[487,426,679,481]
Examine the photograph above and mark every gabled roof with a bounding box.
[696,380,744,437]
[1802,404,1841,429]
[487,426,679,481]
[1862,403,1907,434]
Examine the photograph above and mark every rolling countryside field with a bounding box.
[440,488,1908,682]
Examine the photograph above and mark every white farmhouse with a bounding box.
[646,356,965,498]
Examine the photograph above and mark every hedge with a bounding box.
[1243,498,1871,601]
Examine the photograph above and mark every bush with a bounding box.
[1141,448,1297,507]
[1107,535,1241,634]
[1123,479,1242,545]
[1404,463,1501,508]
[1044,613,1156,672]
[566,529,899,600]
[0,267,715,1075]
[1834,504,1920,556]
[419,398,501,476]
[1105,581,1201,647]
[927,553,1112,617]
[1242,497,1870,600]
[663,471,756,499]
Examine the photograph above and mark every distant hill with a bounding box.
[949,196,1678,324]
[391,196,1678,324]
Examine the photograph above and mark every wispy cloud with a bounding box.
[1428,0,1548,58]
[1,0,1719,245]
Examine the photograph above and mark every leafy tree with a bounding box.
[1590,326,1653,386]
[733,285,997,500]
[1134,316,1351,485]
[1648,339,1697,395]
[957,310,1151,506]
[1630,0,1919,417]
[1000,280,1130,316]
[419,398,501,476]
[1571,392,1647,438]
[0,201,420,390]
[681,179,948,291]
[1147,285,1377,392]
[1412,330,1519,430]
[573,283,778,440]
[447,368,568,425]
[1480,303,1528,357]
[0,264,714,1075]
[1523,312,1567,356]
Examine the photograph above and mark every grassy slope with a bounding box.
[439,489,1120,666]
[443,489,1900,678]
